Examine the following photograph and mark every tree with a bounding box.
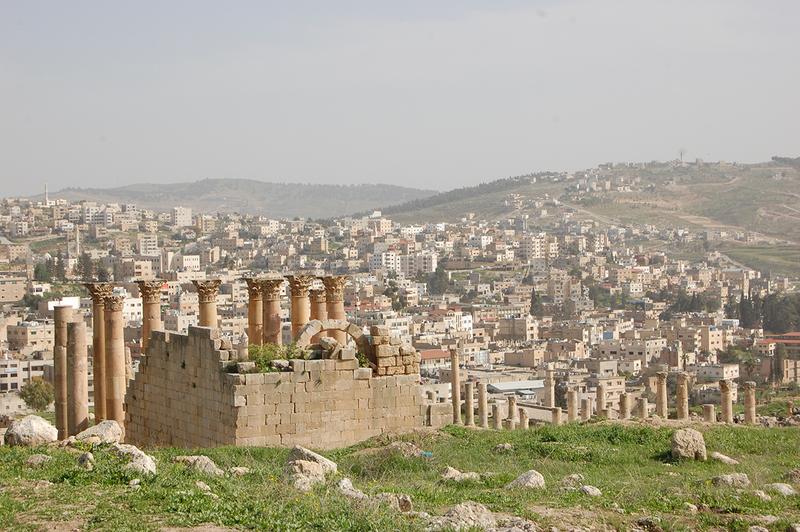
[34,262,52,282]
[54,250,66,280]
[20,378,54,411]
[427,263,449,295]
[76,252,94,280]
[97,267,111,282]
[529,288,544,317]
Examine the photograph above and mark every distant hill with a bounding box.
[47,179,437,219]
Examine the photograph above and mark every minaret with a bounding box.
[44,183,49,204]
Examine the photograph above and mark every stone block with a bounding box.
[290,359,306,372]
[370,325,390,337]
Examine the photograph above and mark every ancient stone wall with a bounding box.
[125,326,436,449]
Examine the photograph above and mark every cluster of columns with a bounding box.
[54,305,92,439]
[242,275,348,346]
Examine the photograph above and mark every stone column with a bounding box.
[287,275,314,340]
[322,276,348,345]
[261,278,285,345]
[551,407,562,426]
[596,384,607,414]
[655,371,668,418]
[507,395,518,423]
[244,278,263,346]
[449,349,461,424]
[464,382,475,426]
[84,283,112,422]
[491,403,502,429]
[477,381,489,428]
[580,398,591,422]
[193,280,221,328]
[309,288,327,343]
[619,392,631,420]
[545,369,556,407]
[676,372,690,421]
[104,295,126,427]
[67,321,89,436]
[720,379,734,424]
[703,404,716,422]
[788,400,794,417]
[638,397,649,419]
[53,305,73,440]
[743,381,757,425]
[136,280,163,354]
[567,389,578,422]
[519,408,529,429]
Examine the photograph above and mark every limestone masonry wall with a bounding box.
[125,326,438,449]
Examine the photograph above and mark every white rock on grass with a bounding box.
[580,485,602,497]
[764,483,797,496]
[753,490,771,502]
[710,452,739,465]
[228,466,250,477]
[5,415,58,447]
[670,428,707,461]
[25,454,52,467]
[428,501,496,531]
[286,459,325,492]
[195,480,212,492]
[287,445,337,475]
[75,420,124,445]
[712,473,750,488]
[560,473,585,489]
[337,478,368,500]
[173,455,224,477]
[77,452,95,471]
[441,466,481,482]
[373,492,413,513]
[493,443,514,453]
[112,443,157,476]
[506,470,545,489]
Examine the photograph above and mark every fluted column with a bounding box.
[720,379,734,424]
[84,283,112,421]
[449,349,461,424]
[136,280,163,354]
[193,280,221,328]
[567,389,578,422]
[244,278,263,346]
[309,288,327,343]
[544,369,555,407]
[53,305,73,440]
[104,295,126,427]
[67,321,89,436]
[464,381,475,426]
[287,275,314,340]
[261,278,285,345]
[743,381,756,425]
[676,372,690,420]
[655,372,668,418]
[322,276,348,345]
[477,381,489,428]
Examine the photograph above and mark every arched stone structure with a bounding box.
[294,319,371,360]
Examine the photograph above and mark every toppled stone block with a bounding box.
[671,428,707,461]
[5,415,57,447]
[75,420,124,445]
[173,455,225,476]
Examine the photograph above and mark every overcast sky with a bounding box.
[1,0,798,196]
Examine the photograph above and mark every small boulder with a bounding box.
[753,490,771,502]
[712,473,750,488]
[77,452,95,471]
[337,478,368,500]
[429,502,496,531]
[506,470,545,489]
[683,502,698,514]
[195,480,212,492]
[710,452,739,465]
[5,415,57,447]
[441,466,480,482]
[580,485,602,497]
[671,428,707,461]
[287,446,337,475]
[373,492,413,513]
[229,466,250,477]
[748,527,768,532]
[785,468,800,484]
[286,459,325,492]
[75,420,124,445]
[112,443,157,476]
[173,455,224,477]
[764,483,797,496]
[494,443,514,453]
[129,478,141,490]
[25,454,52,467]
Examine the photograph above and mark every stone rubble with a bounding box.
[710,452,739,465]
[172,455,225,477]
[670,428,706,461]
[25,454,52,467]
[441,466,481,482]
[763,483,797,496]
[77,451,95,471]
[75,420,124,445]
[712,473,750,488]
[506,470,545,490]
[111,443,157,476]
[4,415,58,447]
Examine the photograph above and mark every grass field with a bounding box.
[1,423,799,530]
[718,244,800,278]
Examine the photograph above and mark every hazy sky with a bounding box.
[1,1,798,196]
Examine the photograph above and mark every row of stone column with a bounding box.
[243,275,348,346]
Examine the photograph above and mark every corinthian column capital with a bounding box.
[84,283,113,305]
[192,280,221,304]
[321,275,348,302]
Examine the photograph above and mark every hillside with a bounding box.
[46,179,436,219]
[2,421,799,530]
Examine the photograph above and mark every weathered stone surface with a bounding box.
[580,485,602,497]
[428,501,496,530]
[560,473,585,489]
[5,415,58,447]
[753,490,771,502]
[173,455,224,477]
[710,451,739,465]
[75,420,124,445]
[785,468,800,484]
[506,470,545,489]
[195,480,212,492]
[712,473,750,488]
[25,454,52,467]
[77,451,95,471]
[493,443,514,453]
[286,459,325,492]
[337,478,368,500]
[764,483,797,496]
[373,492,413,512]
[229,466,250,476]
[671,428,707,461]
[287,445,338,475]
[441,466,481,482]
[112,443,157,476]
